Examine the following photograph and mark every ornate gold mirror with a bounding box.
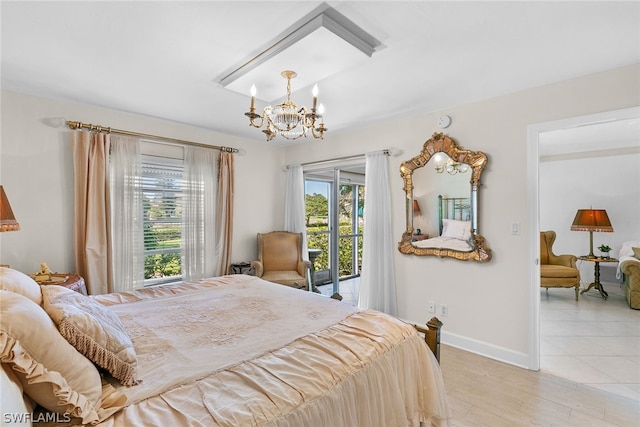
[398,132,492,261]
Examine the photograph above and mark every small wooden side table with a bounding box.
[411,234,430,242]
[229,262,255,275]
[578,256,618,300]
[308,249,322,293]
[37,274,88,296]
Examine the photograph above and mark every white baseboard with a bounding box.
[442,330,533,370]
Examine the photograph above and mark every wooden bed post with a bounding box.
[414,317,443,363]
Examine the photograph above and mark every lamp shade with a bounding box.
[413,200,421,214]
[570,209,613,232]
[0,186,20,232]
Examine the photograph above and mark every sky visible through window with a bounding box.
[305,180,329,197]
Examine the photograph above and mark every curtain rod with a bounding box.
[66,120,240,153]
[284,147,401,170]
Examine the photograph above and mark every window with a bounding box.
[109,139,218,291]
[141,155,184,285]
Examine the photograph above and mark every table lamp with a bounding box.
[0,185,20,232]
[413,200,422,235]
[570,209,613,257]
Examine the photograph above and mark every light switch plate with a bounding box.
[511,222,521,235]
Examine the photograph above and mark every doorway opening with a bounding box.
[304,164,365,302]
[528,106,640,401]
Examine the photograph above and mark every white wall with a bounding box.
[2,65,638,368]
[0,91,286,273]
[284,64,640,366]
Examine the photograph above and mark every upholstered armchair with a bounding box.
[540,230,581,301]
[618,241,640,309]
[251,231,310,290]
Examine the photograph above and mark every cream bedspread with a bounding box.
[413,236,472,252]
[68,275,449,426]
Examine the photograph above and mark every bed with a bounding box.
[412,195,473,252]
[1,269,450,427]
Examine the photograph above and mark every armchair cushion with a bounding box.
[540,264,581,279]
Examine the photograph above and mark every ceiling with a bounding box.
[1,1,639,146]
[539,116,640,158]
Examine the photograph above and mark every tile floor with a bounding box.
[316,276,359,305]
[540,281,640,402]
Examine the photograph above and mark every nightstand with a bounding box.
[411,234,430,242]
[230,262,255,275]
[38,274,88,296]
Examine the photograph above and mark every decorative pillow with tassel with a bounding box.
[41,285,139,386]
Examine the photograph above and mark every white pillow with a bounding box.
[619,241,640,258]
[1,363,33,426]
[0,267,42,305]
[441,219,472,241]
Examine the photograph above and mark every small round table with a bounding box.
[37,273,88,295]
[578,256,618,300]
[308,249,322,293]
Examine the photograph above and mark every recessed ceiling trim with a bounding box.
[215,3,380,88]
[540,146,640,162]
[319,7,380,57]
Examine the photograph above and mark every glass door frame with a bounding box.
[304,164,365,298]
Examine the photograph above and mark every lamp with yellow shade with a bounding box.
[570,209,613,257]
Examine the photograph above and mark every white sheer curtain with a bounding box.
[109,135,144,292]
[284,164,308,260]
[182,146,218,281]
[358,151,398,315]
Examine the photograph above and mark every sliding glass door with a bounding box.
[304,165,364,297]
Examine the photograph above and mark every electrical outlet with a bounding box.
[428,301,436,313]
[441,304,448,316]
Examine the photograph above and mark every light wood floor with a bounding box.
[439,344,640,426]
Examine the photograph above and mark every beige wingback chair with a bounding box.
[251,231,310,290]
[540,230,581,301]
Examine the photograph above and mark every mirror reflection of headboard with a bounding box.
[438,195,470,235]
[398,132,492,262]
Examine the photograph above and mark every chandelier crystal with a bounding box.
[245,70,327,141]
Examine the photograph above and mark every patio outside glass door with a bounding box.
[304,166,364,297]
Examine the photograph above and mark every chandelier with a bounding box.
[435,156,469,175]
[245,70,327,141]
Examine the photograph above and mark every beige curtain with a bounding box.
[71,131,112,295]
[216,151,235,275]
